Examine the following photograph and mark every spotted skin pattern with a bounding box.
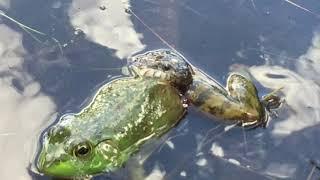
[131,50,268,126]
[37,49,280,178]
[37,77,185,177]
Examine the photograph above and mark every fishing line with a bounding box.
[127,8,226,90]
[0,10,63,55]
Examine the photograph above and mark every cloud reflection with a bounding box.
[0,0,10,9]
[297,31,320,84]
[249,32,320,138]
[0,25,56,179]
[68,0,145,59]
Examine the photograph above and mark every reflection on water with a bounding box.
[251,65,320,137]
[247,31,320,178]
[0,0,319,179]
[250,31,320,138]
[297,31,320,84]
[68,0,145,59]
[0,25,56,179]
[0,0,10,9]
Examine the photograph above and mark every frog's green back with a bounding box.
[37,77,185,177]
[76,77,185,149]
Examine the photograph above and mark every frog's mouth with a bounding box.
[37,146,100,177]
[37,138,120,177]
[36,136,88,177]
[37,148,77,177]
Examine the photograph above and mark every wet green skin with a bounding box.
[37,49,279,177]
[38,77,185,177]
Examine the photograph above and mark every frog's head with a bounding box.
[37,114,120,177]
[128,49,193,91]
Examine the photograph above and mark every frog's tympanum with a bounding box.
[37,49,281,177]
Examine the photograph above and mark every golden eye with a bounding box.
[73,141,92,158]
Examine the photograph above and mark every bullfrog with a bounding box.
[36,49,281,178]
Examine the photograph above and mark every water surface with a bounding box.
[0,0,319,179]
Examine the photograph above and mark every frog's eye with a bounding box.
[73,141,92,158]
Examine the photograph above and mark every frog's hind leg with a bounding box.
[186,72,262,125]
[226,73,266,127]
[227,73,261,110]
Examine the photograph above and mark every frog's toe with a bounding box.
[242,111,269,130]
[248,95,283,130]
[262,94,283,110]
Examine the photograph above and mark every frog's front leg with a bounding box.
[186,71,267,127]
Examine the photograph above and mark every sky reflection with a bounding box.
[0,0,319,179]
[249,31,320,139]
[0,24,56,179]
[248,31,320,178]
[68,0,145,59]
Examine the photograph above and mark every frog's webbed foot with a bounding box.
[262,94,282,110]
[241,111,269,130]
[244,87,283,130]
[261,87,284,115]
